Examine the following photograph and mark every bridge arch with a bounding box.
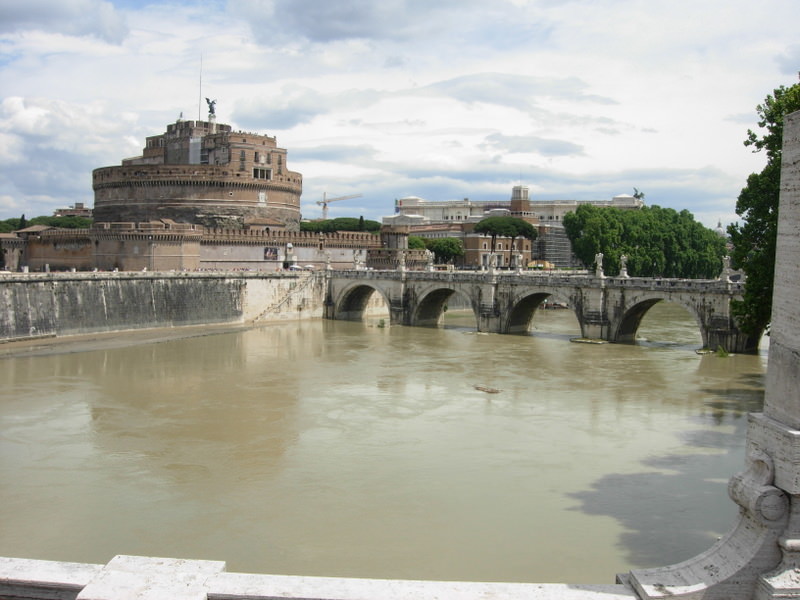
[325,271,749,352]
[409,284,477,328]
[614,296,707,347]
[331,282,391,322]
[504,290,579,334]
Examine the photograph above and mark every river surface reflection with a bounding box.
[0,303,768,583]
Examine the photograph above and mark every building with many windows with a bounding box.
[386,185,644,268]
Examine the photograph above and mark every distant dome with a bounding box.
[715,220,726,237]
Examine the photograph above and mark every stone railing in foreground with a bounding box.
[2,111,799,600]
[0,555,635,600]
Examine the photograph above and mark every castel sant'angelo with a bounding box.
[92,111,303,230]
[1,107,395,272]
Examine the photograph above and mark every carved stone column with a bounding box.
[625,110,800,599]
[753,107,800,600]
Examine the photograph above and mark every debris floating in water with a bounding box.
[474,385,501,394]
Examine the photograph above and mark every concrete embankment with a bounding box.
[0,271,326,343]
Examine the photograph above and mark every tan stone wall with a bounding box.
[9,228,383,273]
[90,234,201,272]
[22,234,94,271]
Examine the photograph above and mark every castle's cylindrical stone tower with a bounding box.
[92,118,302,230]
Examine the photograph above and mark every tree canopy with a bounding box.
[474,216,537,242]
[30,216,93,229]
[728,82,800,336]
[473,216,537,250]
[407,235,426,250]
[0,215,93,232]
[425,237,464,263]
[562,204,726,278]
[300,217,381,233]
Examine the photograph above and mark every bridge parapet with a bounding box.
[606,276,744,294]
[325,269,753,351]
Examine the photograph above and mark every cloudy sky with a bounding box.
[1,0,798,227]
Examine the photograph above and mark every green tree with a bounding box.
[0,219,18,233]
[563,204,725,278]
[407,235,426,250]
[728,82,800,336]
[301,217,381,233]
[473,216,537,253]
[425,237,464,263]
[29,216,93,229]
[1,215,92,232]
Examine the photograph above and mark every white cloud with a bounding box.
[0,0,128,43]
[233,0,534,44]
[0,96,142,213]
[482,133,585,157]
[0,194,21,214]
[0,0,797,227]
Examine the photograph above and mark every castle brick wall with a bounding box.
[92,164,302,229]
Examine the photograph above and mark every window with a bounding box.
[253,168,272,180]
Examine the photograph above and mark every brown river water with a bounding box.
[0,303,768,584]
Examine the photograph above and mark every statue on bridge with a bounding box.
[594,252,604,278]
[426,250,434,272]
[721,255,731,282]
[620,254,629,278]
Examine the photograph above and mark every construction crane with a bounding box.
[317,192,363,220]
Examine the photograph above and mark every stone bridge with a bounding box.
[324,268,758,353]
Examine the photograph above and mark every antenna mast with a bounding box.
[198,54,203,121]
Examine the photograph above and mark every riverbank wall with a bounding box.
[0,271,327,343]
